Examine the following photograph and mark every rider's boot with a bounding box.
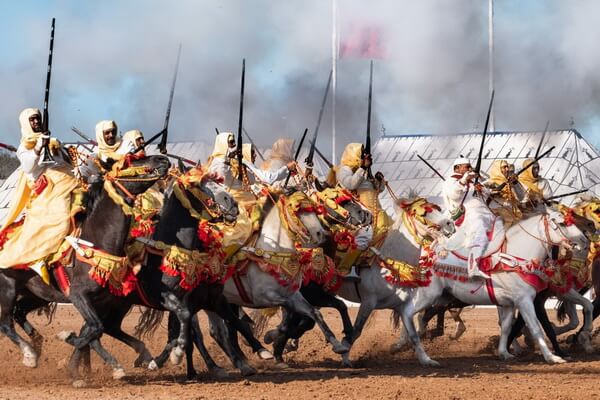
[345,265,361,283]
[467,246,490,280]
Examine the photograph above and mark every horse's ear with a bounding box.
[99,157,117,172]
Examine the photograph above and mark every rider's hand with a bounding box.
[459,171,476,185]
[507,174,518,184]
[286,161,297,173]
[474,183,484,192]
[375,171,384,182]
[361,154,372,169]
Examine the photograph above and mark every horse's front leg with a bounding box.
[398,299,440,367]
[562,289,594,353]
[498,305,516,360]
[283,291,349,355]
[517,298,566,364]
[160,292,190,365]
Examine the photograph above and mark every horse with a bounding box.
[0,154,170,376]
[398,206,588,364]
[266,196,455,367]
[60,167,277,384]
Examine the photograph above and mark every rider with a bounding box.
[442,157,494,280]
[519,158,553,208]
[334,143,391,242]
[485,160,527,226]
[261,138,295,189]
[0,108,79,283]
[80,120,122,180]
[118,129,145,156]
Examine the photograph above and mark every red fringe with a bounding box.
[0,217,25,250]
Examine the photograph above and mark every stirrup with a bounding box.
[345,265,361,282]
[30,261,50,285]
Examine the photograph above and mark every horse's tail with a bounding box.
[592,259,600,298]
[38,302,58,325]
[250,307,279,336]
[134,307,165,339]
[555,300,567,323]
[391,309,402,330]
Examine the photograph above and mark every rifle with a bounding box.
[284,128,308,188]
[242,128,265,162]
[315,147,333,168]
[158,44,182,155]
[215,128,220,135]
[417,154,445,181]
[545,188,588,202]
[534,121,550,159]
[473,90,495,185]
[495,146,555,192]
[305,70,332,169]
[363,60,374,179]
[237,59,246,182]
[71,126,98,146]
[0,142,17,153]
[165,153,197,167]
[40,18,56,165]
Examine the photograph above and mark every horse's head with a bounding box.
[545,207,588,255]
[176,167,239,223]
[281,191,328,247]
[557,204,597,241]
[572,196,600,231]
[102,154,170,200]
[312,187,372,228]
[396,197,455,244]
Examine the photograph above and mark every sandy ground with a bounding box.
[1,306,600,399]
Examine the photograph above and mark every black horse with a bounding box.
[0,154,170,377]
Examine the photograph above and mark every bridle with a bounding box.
[399,198,444,246]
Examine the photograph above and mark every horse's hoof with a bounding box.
[170,347,184,366]
[72,380,87,389]
[499,352,516,361]
[112,367,126,380]
[56,331,75,342]
[21,346,38,368]
[210,367,230,379]
[332,341,350,355]
[420,358,441,367]
[263,329,279,345]
[341,353,352,368]
[274,362,289,370]
[22,354,38,368]
[240,364,257,377]
[546,354,567,364]
[257,349,273,360]
[148,360,159,371]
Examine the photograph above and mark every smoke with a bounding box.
[1,0,599,159]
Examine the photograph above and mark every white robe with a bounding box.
[442,173,495,250]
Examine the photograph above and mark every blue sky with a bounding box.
[1,0,600,157]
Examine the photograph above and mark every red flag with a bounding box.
[339,24,385,59]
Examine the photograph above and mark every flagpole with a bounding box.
[331,0,338,165]
[489,0,495,133]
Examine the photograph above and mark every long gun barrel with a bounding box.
[364,60,374,179]
[71,126,98,146]
[237,59,246,182]
[284,128,308,188]
[417,154,445,181]
[306,70,332,168]
[473,90,495,184]
[242,127,265,162]
[545,188,588,202]
[0,142,17,153]
[534,120,550,159]
[158,44,182,155]
[315,146,333,168]
[40,18,56,165]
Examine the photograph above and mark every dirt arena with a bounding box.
[1,306,600,399]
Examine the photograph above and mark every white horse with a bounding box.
[398,207,588,364]
[333,198,456,366]
[219,192,349,355]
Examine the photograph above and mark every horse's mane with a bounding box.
[84,180,105,216]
